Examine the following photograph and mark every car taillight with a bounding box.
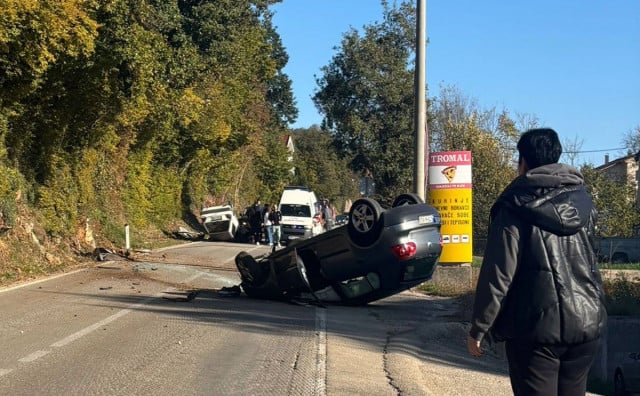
[439,236,444,248]
[391,242,417,260]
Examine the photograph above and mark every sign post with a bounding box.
[428,151,473,264]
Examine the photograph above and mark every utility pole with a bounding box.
[413,0,427,200]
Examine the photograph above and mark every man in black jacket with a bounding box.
[467,128,607,395]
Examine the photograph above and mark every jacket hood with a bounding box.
[494,163,594,236]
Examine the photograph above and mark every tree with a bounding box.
[428,86,520,239]
[0,0,296,240]
[561,135,584,167]
[313,0,416,204]
[582,165,640,237]
[290,126,359,213]
[622,125,640,155]
[263,15,298,128]
[0,0,99,105]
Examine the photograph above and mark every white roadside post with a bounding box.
[125,223,130,252]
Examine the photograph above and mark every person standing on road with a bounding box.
[263,203,273,247]
[467,128,607,396]
[249,200,263,245]
[269,204,282,249]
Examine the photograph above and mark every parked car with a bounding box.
[234,194,442,305]
[201,204,239,241]
[596,236,640,264]
[614,351,640,396]
[334,213,349,227]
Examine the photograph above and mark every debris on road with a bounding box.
[171,226,204,241]
[162,290,198,302]
[94,247,130,262]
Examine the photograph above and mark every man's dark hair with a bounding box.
[517,128,562,169]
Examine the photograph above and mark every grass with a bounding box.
[603,272,640,315]
[599,262,640,270]
[471,256,482,267]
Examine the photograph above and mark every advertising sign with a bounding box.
[428,151,473,263]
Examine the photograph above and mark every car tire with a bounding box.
[614,369,626,396]
[392,193,424,207]
[235,251,269,286]
[348,198,383,246]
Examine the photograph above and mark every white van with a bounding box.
[278,186,324,244]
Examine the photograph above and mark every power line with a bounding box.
[502,145,628,154]
[563,147,626,154]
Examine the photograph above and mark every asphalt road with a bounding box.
[0,241,603,395]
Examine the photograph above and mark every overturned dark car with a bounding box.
[234,194,443,305]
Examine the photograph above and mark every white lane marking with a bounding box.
[0,369,14,376]
[51,272,205,348]
[0,269,86,294]
[50,295,157,348]
[19,350,50,363]
[315,307,327,396]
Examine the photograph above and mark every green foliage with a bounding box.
[429,87,519,239]
[0,164,25,227]
[0,0,99,105]
[36,157,79,236]
[0,0,295,241]
[313,0,417,203]
[582,165,640,237]
[603,274,640,316]
[123,149,154,229]
[149,166,182,226]
[291,126,359,211]
[253,133,294,203]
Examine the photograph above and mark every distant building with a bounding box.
[595,152,640,208]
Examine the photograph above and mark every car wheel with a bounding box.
[614,369,626,396]
[611,253,629,264]
[235,252,269,286]
[348,198,383,246]
[392,193,424,207]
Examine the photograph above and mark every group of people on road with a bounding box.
[246,200,282,249]
[246,196,337,247]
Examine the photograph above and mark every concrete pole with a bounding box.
[413,0,427,200]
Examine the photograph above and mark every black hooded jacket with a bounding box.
[469,163,607,344]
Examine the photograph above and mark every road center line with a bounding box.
[315,307,327,396]
[51,271,205,349]
[0,269,85,294]
[51,293,159,348]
